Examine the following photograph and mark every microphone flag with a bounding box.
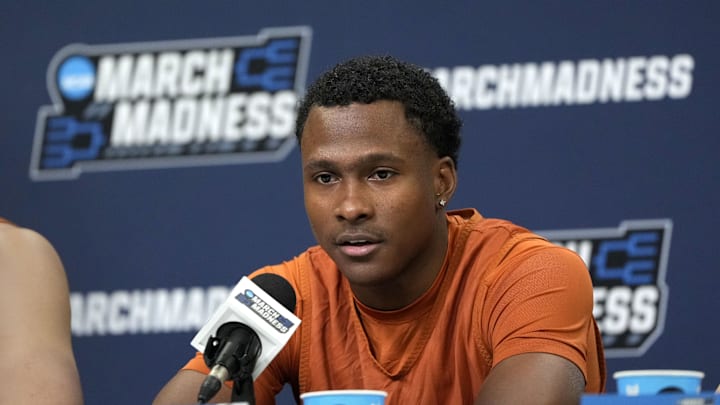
[191,276,301,379]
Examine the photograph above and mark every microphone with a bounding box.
[191,273,300,403]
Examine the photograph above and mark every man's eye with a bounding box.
[315,173,335,184]
[371,170,394,180]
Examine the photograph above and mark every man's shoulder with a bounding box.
[448,209,580,275]
[448,208,533,235]
[449,208,545,249]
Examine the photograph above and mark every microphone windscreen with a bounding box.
[251,273,297,313]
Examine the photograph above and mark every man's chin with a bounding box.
[337,267,395,289]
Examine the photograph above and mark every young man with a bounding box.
[154,55,606,404]
[0,218,84,405]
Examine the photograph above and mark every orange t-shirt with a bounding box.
[184,209,606,403]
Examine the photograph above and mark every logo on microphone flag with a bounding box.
[236,288,295,333]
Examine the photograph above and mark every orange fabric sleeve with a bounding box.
[482,243,597,384]
[182,351,209,373]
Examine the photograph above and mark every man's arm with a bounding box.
[475,352,586,405]
[153,370,232,405]
[0,224,83,405]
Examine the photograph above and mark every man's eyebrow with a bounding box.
[303,159,336,173]
[303,152,404,172]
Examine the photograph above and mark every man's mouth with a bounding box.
[342,239,371,246]
[336,234,381,257]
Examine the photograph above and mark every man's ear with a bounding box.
[434,156,458,202]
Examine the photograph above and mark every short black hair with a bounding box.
[295,55,462,167]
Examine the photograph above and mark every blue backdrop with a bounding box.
[1,1,718,404]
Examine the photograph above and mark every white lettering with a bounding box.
[602,286,632,335]
[520,62,554,107]
[172,98,198,144]
[146,99,172,144]
[203,49,234,95]
[223,94,247,141]
[592,285,660,336]
[196,96,225,143]
[93,50,235,102]
[129,53,155,99]
[70,286,231,336]
[449,66,476,110]
[154,52,182,98]
[474,66,496,109]
[629,285,659,334]
[270,91,297,138]
[624,57,646,102]
[644,55,670,100]
[180,51,206,96]
[95,55,134,101]
[575,59,600,104]
[552,60,575,105]
[668,54,694,98]
[245,92,271,140]
[496,64,521,108]
[111,101,150,146]
[598,58,625,103]
[433,54,694,110]
[108,92,295,147]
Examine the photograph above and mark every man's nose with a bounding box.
[334,182,373,223]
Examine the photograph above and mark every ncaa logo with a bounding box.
[235,289,294,333]
[538,219,672,358]
[30,26,312,181]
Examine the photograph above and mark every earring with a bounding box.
[435,193,447,208]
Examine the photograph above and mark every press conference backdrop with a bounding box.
[1,1,718,403]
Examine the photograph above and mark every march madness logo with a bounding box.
[236,288,295,333]
[538,219,672,358]
[30,26,312,181]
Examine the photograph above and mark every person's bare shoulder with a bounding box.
[0,222,84,404]
[0,221,63,262]
[0,222,68,294]
[0,221,71,337]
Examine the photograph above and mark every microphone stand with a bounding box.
[231,375,255,405]
[200,322,261,404]
[230,333,258,405]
